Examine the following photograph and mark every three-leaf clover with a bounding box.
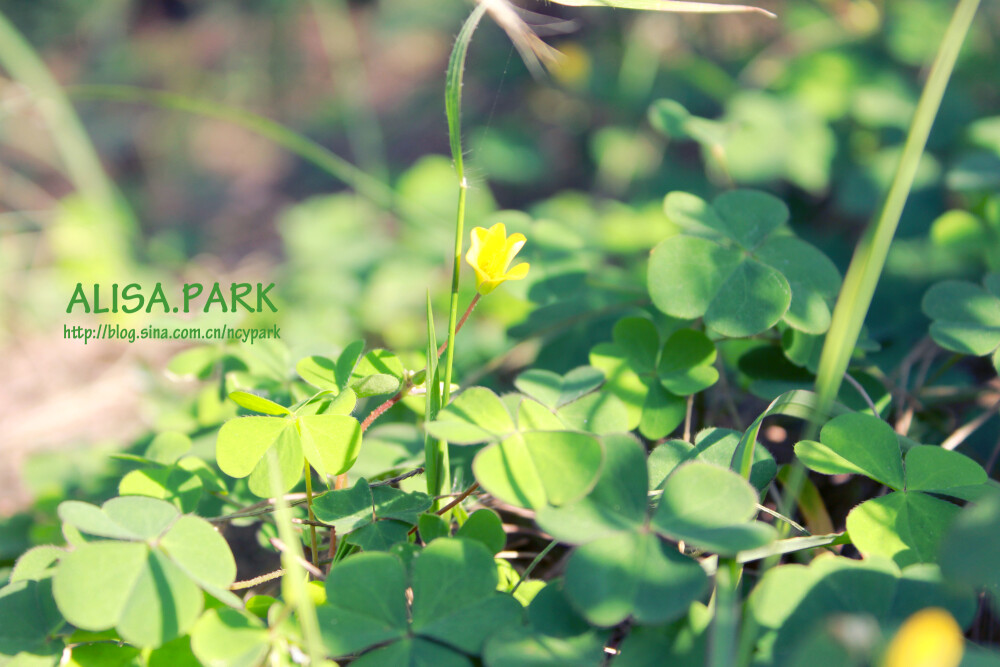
[425,387,605,509]
[536,434,775,627]
[51,496,237,648]
[311,478,433,551]
[590,317,718,439]
[922,273,1000,373]
[216,390,361,497]
[795,413,988,566]
[648,190,841,337]
[317,538,522,665]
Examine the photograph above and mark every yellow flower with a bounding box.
[465,222,530,295]
[883,608,964,667]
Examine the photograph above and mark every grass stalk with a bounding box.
[427,4,489,504]
[0,11,134,240]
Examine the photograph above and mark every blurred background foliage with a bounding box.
[1,0,999,517]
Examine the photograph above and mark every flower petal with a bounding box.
[501,233,527,272]
[502,262,530,282]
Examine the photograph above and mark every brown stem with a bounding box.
[437,481,479,515]
[358,294,482,436]
[437,293,480,358]
[408,481,481,537]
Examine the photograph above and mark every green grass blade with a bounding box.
[0,11,135,240]
[70,84,432,225]
[432,4,488,503]
[445,3,488,183]
[811,0,981,424]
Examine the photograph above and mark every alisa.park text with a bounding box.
[66,282,278,314]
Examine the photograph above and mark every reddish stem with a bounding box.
[360,293,481,435]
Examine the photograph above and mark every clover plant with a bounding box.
[2,1,1000,666]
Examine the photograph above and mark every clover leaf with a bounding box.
[749,556,976,666]
[648,190,841,337]
[311,478,432,551]
[296,343,406,397]
[318,538,522,665]
[425,387,605,509]
[796,413,989,566]
[922,274,1000,372]
[51,496,237,648]
[216,392,361,497]
[537,435,773,627]
[590,318,717,439]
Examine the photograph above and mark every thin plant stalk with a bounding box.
[303,460,319,567]
[735,2,981,664]
[0,11,134,241]
[71,85,430,225]
[428,3,489,504]
[264,449,324,663]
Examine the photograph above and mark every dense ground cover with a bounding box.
[1,1,1000,665]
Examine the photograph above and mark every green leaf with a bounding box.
[749,555,976,665]
[51,499,236,647]
[536,434,648,544]
[517,397,567,431]
[246,423,303,497]
[59,496,179,541]
[352,638,472,667]
[145,432,192,465]
[313,480,432,540]
[0,578,62,657]
[712,189,789,249]
[472,431,604,509]
[563,531,708,627]
[455,509,506,555]
[483,628,607,667]
[922,277,1000,356]
[371,486,434,525]
[940,489,1000,598]
[649,99,726,146]
[347,521,412,551]
[119,466,203,513]
[657,329,718,396]
[320,539,521,662]
[157,515,238,596]
[755,236,841,334]
[613,318,660,374]
[649,235,742,320]
[652,462,776,555]
[846,491,961,567]
[795,413,905,489]
[426,387,516,444]
[53,542,200,648]
[639,382,686,440]
[418,514,450,544]
[318,552,409,656]
[688,428,777,492]
[313,478,376,534]
[190,609,270,667]
[297,414,362,479]
[10,546,64,583]
[227,391,290,416]
[556,392,629,435]
[296,341,365,392]
[216,416,292,480]
[514,366,605,409]
[904,445,988,499]
[704,259,791,338]
[351,349,405,397]
[652,191,838,337]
